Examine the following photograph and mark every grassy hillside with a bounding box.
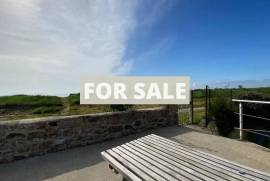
[0,95,62,107]
[0,95,64,120]
[0,94,159,121]
[1,87,269,121]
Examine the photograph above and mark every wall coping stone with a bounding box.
[0,107,164,125]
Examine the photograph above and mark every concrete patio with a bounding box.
[0,125,269,181]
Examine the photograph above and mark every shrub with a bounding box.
[240,92,270,117]
[68,93,80,106]
[104,105,134,112]
[209,96,237,136]
[0,95,62,108]
[32,106,63,114]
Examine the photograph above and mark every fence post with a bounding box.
[190,90,194,124]
[208,88,211,109]
[239,102,243,140]
[230,89,233,109]
[205,85,208,127]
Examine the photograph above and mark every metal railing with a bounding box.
[232,99,270,140]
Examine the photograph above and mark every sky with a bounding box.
[0,0,270,95]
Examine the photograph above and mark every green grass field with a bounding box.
[193,109,205,124]
[1,87,269,121]
[0,95,62,107]
[0,94,160,121]
[178,109,205,125]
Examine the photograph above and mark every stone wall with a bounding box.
[0,107,178,163]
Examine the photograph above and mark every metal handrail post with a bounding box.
[239,102,243,140]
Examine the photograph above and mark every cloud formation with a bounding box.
[0,0,138,95]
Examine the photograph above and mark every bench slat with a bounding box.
[101,151,142,181]
[131,140,230,181]
[127,142,217,181]
[106,149,153,180]
[137,138,246,181]
[140,136,255,181]
[122,143,194,181]
[147,135,270,181]
[112,148,166,180]
[101,134,270,181]
[117,146,179,181]
[150,134,270,180]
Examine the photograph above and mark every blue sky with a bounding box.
[0,0,270,95]
[127,0,270,85]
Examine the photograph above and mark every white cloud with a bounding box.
[0,0,139,95]
[138,0,177,27]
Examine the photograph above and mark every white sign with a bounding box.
[80,76,190,104]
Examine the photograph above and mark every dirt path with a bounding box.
[60,97,70,115]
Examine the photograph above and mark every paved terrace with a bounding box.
[0,125,269,181]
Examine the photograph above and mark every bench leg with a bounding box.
[109,164,113,170]
[109,164,119,174]
[114,169,119,174]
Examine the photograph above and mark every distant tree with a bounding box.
[238,85,243,89]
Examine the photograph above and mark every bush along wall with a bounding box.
[208,96,237,136]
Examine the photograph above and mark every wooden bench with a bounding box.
[101,134,270,181]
